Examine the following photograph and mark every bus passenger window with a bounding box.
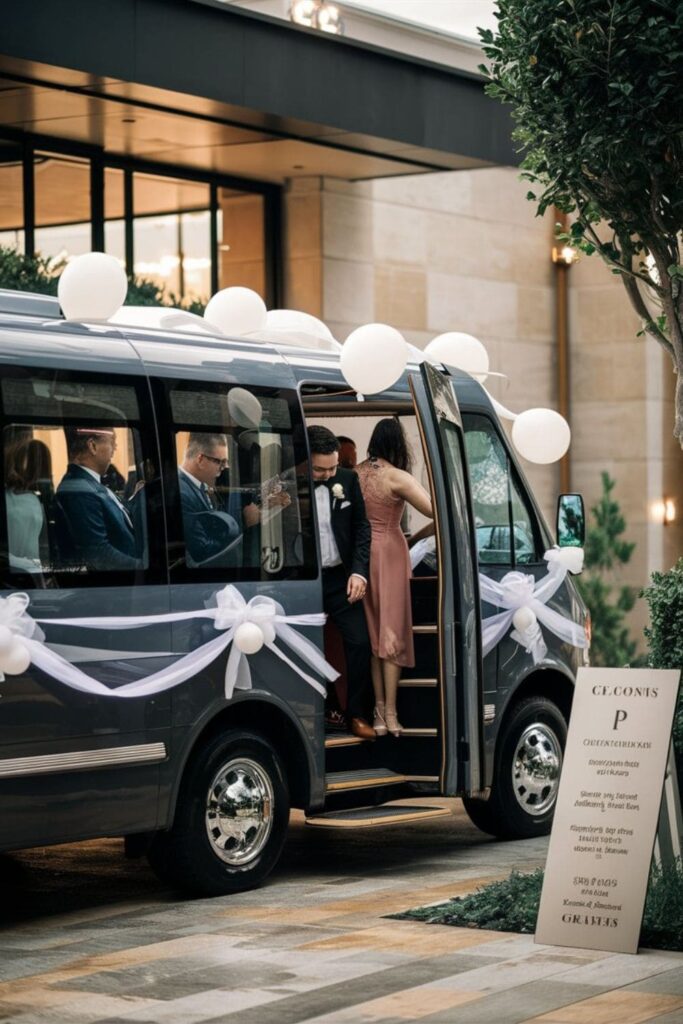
[0,373,157,583]
[165,382,315,581]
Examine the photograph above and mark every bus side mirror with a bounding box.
[557,493,585,548]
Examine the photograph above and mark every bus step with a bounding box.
[325,768,406,793]
[325,734,365,748]
[413,624,437,634]
[306,804,451,828]
[398,678,437,687]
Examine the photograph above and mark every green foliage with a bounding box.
[0,245,62,295]
[641,559,683,775]
[577,472,639,666]
[480,0,683,445]
[395,861,683,951]
[0,245,206,313]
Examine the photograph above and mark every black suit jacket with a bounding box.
[320,467,370,580]
[55,464,140,571]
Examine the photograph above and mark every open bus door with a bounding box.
[409,361,484,797]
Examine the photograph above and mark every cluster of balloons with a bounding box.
[57,252,571,466]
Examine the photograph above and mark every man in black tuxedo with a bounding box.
[55,427,142,571]
[308,425,375,740]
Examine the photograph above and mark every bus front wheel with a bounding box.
[148,730,289,896]
[463,696,567,840]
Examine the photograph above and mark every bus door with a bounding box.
[409,362,484,796]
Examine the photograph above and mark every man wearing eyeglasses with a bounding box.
[178,432,242,566]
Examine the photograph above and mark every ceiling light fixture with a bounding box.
[290,0,343,35]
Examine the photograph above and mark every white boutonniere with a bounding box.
[331,483,346,503]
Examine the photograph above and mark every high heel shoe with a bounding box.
[373,702,388,736]
[385,709,403,737]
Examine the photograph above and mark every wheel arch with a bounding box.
[499,664,575,732]
[164,693,318,828]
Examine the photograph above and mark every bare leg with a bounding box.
[371,655,387,734]
[381,659,403,735]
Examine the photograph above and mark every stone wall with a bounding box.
[284,167,682,649]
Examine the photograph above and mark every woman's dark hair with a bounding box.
[367,417,411,472]
[4,438,52,493]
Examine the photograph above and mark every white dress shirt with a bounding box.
[315,484,342,568]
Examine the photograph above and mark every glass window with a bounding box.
[162,380,315,581]
[104,166,125,267]
[0,140,24,252]
[34,152,91,264]
[463,413,538,567]
[218,189,266,298]
[0,370,161,586]
[133,173,211,304]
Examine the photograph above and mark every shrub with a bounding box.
[641,559,683,780]
[0,245,206,313]
[394,861,683,952]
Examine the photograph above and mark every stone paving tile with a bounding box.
[414,979,610,1024]
[627,968,683,997]
[525,989,683,1023]
[548,950,683,989]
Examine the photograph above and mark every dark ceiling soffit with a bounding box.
[2,0,517,167]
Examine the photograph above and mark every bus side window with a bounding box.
[463,413,539,568]
[0,370,161,587]
[159,380,317,582]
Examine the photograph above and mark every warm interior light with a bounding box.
[552,245,578,266]
[652,498,677,525]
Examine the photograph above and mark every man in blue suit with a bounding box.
[55,427,142,571]
[178,432,243,567]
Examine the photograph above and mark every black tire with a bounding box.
[463,696,567,840]
[148,730,289,896]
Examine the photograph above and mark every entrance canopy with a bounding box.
[0,0,516,183]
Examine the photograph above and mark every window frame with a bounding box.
[462,411,543,569]
[0,365,166,589]
[152,376,318,585]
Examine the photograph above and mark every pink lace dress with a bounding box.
[357,459,415,668]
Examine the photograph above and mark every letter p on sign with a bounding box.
[613,709,628,730]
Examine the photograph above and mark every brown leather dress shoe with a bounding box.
[350,717,376,741]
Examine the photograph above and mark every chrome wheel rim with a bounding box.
[205,757,274,866]
[512,722,562,817]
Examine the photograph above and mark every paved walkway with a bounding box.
[0,800,681,1024]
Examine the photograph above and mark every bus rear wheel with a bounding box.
[148,730,289,896]
[464,696,567,840]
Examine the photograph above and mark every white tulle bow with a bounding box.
[0,586,338,701]
[479,547,587,664]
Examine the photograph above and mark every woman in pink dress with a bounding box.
[357,419,433,737]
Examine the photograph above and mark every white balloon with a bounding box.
[266,309,335,342]
[234,621,265,655]
[260,622,277,645]
[0,625,13,654]
[512,607,537,633]
[58,252,128,321]
[512,408,571,464]
[227,388,263,429]
[425,332,489,381]
[204,287,267,337]
[0,640,31,675]
[340,323,408,394]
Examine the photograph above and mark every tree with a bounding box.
[480,0,683,446]
[577,472,639,666]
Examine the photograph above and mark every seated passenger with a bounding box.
[55,427,142,571]
[5,437,51,571]
[178,432,241,566]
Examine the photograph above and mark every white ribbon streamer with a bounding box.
[0,587,337,700]
[479,547,588,664]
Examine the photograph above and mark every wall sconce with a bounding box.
[652,498,677,525]
[551,245,579,266]
[290,0,344,34]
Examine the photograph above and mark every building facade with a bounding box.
[1,0,680,646]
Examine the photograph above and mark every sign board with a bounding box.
[536,667,681,954]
